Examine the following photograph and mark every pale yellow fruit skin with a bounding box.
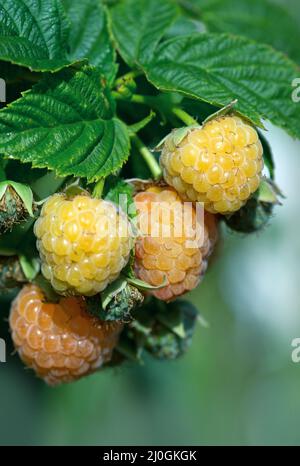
[9,285,123,386]
[34,194,132,296]
[134,187,218,302]
[160,116,264,214]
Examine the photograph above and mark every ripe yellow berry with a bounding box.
[34,194,132,296]
[9,285,123,385]
[160,116,264,214]
[134,187,218,301]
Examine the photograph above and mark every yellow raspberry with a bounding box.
[133,186,218,301]
[34,194,132,296]
[9,285,123,386]
[160,115,264,214]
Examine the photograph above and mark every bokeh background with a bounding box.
[0,124,299,446]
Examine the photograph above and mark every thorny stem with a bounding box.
[92,178,105,198]
[132,135,162,180]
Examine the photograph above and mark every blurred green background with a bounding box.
[0,124,299,446]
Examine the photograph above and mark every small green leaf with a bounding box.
[0,0,72,71]
[142,33,300,139]
[0,65,131,181]
[109,0,179,67]
[62,0,117,85]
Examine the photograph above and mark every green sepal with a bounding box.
[116,299,199,362]
[128,111,156,135]
[125,275,168,291]
[19,255,40,282]
[33,274,60,303]
[105,177,137,219]
[155,124,200,151]
[0,181,35,234]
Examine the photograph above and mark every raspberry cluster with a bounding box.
[34,194,132,296]
[10,285,122,385]
[160,116,264,214]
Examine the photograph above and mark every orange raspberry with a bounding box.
[9,285,122,386]
[34,193,132,296]
[160,115,264,214]
[133,186,217,301]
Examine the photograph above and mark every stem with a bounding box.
[132,135,162,180]
[92,178,105,198]
[172,107,198,126]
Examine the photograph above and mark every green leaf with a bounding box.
[109,0,179,67]
[125,275,168,291]
[62,0,117,85]
[125,298,199,361]
[196,0,300,63]
[0,65,131,181]
[0,0,72,71]
[0,180,34,216]
[142,33,300,139]
[259,131,275,179]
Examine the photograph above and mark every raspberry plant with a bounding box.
[0,0,298,384]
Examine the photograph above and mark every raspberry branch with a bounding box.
[132,135,162,180]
